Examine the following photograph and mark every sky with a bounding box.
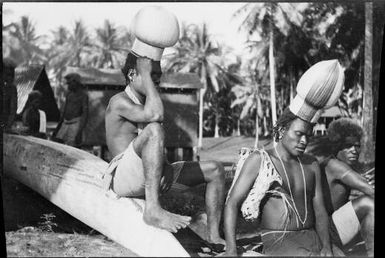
[3,2,250,53]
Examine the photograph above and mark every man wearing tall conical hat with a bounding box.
[103,6,226,248]
[223,60,345,256]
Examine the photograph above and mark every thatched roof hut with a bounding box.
[14,65,60,121]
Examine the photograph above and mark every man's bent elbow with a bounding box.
[147,112,164,122]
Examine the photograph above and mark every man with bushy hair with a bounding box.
[320,118,374,256]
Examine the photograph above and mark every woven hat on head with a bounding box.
[289,59,345,123]
[130,6,180,61]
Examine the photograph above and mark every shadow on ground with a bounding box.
[1,175,136,257]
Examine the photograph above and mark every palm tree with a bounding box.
[234,3,306,127]
[231,60,270,147]
[3,16,46,65]
[164,23,224,149]
[47,21,91,109]
[48,20,91,71]
[92,20,133,68]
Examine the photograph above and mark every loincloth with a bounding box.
[56,117,81,146]
[101,141,184,198]
[329,201,360,248]
[260,229,322,256]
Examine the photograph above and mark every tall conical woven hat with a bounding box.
[131,6,180,61]
[289,59,345,123]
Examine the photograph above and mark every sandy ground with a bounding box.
[2,175,138,257]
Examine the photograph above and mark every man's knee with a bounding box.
[205,161,225,182]
[143,122,164,141]
[353,195,374,220]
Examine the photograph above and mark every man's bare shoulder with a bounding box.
[243,149,265,172]
[107,92,137,113]
[325,157,352,175]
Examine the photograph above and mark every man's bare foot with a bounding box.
[204,233,226,253]
[206,235,226,246]
[143,206,191,233]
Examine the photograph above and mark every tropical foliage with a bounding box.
[3,2,383,161]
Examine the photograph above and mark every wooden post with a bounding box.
[361,2,375,164]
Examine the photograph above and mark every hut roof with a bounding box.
[14,64,60,121]
[160,73,203,89]
[64,67,203,89]
[15,65,44,114]
[320,106,344,117]
[64,67,125,86]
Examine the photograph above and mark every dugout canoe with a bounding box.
[2,134,189,257]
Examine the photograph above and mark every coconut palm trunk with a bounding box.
[361,2,375,164]
[254,95,260,149]
[269,4,277,126]
[198,68,207,151]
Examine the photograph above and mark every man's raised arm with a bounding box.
[117,57,164,123]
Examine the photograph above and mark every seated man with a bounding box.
[104,52,225,248]
[224,108,332,256]
[21,90,47,138]
[320,118,374,256]
[223,60,345,256]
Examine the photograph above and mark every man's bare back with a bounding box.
[321,158,352,214]
[105,92,144,157]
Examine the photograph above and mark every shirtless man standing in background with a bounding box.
[53,73,88,147]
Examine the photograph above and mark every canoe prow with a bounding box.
[3,134,189,257]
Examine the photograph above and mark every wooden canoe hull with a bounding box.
[3,134,189,257]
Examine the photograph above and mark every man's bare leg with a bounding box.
[134,123,191,232]
[176,161,226,244]
[352,195,374,256]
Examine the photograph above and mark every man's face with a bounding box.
[281,118,313,157]
[130,62,162,95]
[338,136,361,165]
[66,79,76,91]
[31,98,41,108]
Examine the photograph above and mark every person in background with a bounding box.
[21,90,47,139]
[2,58,18,132]
[53,73,88,147]
[320,118,374,256]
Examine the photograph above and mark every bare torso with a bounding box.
[259,150,316,231]
[63,91,87,120]
[321,157,351,214]
[105,92,144,157]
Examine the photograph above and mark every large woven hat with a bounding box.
[131,6,180,61]
[289,59,345,123]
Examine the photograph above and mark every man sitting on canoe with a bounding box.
[320,118,374,256]
[104,52,226,248]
